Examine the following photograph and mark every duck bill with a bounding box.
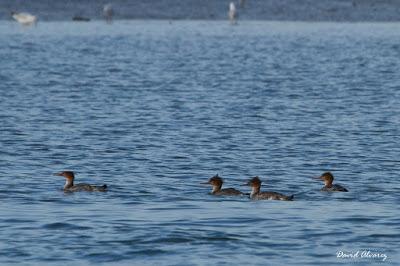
[199,182,210,185]
[53,172,63,176]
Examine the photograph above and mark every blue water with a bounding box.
[1,21,400,265]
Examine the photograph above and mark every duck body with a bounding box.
[246,176,294,201]
[321,184,348,192]
[64,183,107,192]
[250,191,294,201]
[212,187,243,196]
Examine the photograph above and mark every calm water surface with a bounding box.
[0,21,400,265]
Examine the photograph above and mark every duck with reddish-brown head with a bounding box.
[54,171,107,192]
[314,172,348,192]
[245,176,294,201]
[201,174,244,196]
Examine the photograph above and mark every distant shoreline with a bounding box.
[3,19,400,24]
[2,0,400,22]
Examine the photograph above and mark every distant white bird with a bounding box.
[228,2,237,24]
[103,4,114,23]
[11,12,37,25]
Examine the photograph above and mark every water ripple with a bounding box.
[0,21,399,265]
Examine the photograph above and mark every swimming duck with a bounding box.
[72,15,91,22]
[54,171,107,192]
[314,172,348,192]
[245,176,294,201]
[201,174,244,196]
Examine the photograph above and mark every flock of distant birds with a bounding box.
[11,3,114,25]
[56,170,348,201]
[11,1,245,26]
